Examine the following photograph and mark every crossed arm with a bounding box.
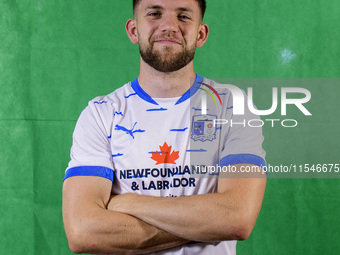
[63,176,188,254]
[62,164,266,254]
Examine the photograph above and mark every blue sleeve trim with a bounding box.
[220,154,266,168]
[63,166,114,182]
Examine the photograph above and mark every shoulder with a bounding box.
[90,81,133,106]
[86,81,135,111]
[201,77,245,95]
[200,77,250,106]
[77,81,135,123]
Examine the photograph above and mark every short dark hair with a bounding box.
[133,0,206,19]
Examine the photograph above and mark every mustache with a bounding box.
[151,34,183,44]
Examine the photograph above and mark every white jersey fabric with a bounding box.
[64,75,266,255]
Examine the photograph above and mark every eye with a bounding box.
[148,12,161,18]
[178,14,190,20]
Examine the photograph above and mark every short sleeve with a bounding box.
[219,90,266,168]
[64,100,114,182]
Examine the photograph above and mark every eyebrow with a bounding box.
[145,5,163,10]
[145,5,194,13]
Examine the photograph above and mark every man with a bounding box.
[63,0,267,254]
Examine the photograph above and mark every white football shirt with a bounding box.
[65,75,266,255]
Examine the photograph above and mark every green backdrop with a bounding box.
[1,0,339,254]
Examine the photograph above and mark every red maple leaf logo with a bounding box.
[151,142,179,165]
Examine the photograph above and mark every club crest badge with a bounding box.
[191,114,217,142]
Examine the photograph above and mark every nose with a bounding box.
[159,14,179,34]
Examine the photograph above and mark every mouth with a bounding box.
[153,37,182,45]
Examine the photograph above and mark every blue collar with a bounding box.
[131,74,203,105]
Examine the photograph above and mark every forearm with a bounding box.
[139,194,241,241]
[63,177,189,254]
[110,178,266,242]
[65,206,188,254]
[109,193,240,242]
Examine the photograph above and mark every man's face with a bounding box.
[134,0,203,73]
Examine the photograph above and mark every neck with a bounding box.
[138,59,197,98]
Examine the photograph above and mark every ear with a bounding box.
[196,23,209,48]
[126,19,138,44]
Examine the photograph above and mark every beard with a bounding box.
[139,38,196,73]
